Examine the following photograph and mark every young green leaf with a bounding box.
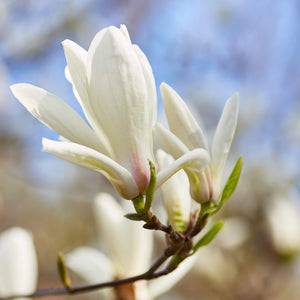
[192,220,225,254]
[211,157,242,215]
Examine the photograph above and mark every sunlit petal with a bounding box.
[156,149,210,189]
[155,123,189,159]
[161,82,207,149]
[62,40,111,156]
[86,26,153,176]
[10,83,105,153]
[211,93,239,202]
[133,44,157,127]
[42,139,139,199]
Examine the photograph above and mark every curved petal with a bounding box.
[62,39,111,156]
[10,83,107,153]
[42,139,139,199]
[86,26,153,178]
[94,193,153,276]
[156,149,210,189]
[133,44,157,127]
[211,93,239,202]
[155,123,189,159]
[156,150,191,232]
[148,255,196,299]
[161,82,207,150]
[65,247,114,300]
[0,227,38,297]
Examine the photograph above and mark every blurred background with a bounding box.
[0,0,300,299]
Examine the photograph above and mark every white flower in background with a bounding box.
[0,227,38,297]
[11,25,210,200]
[194,217,249,285]
[156,83,239,203]
[156,149,191,233]
[265,194,300,258]
[66,193,195,300]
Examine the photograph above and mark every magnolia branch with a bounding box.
[0,160,232,299]
[0,203,211,299]
[0,222,197,299]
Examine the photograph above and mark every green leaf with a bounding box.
[144,160,156,212]
[192,220,225,254]
[211,157,242,215]
[124,213,144,221]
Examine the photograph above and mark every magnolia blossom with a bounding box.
[156,149,191,233]
[66,193,195,300]
[156,83,239,203]
[0,227,38,297]
[11,25,209,199]
[265,194,300,258]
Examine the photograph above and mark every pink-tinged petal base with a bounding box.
[131,147,151,195]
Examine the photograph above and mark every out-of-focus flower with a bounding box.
[66,193,195,300]
[156,149,191,232]
[265,194,300,259]
[194,217,249,285]
[0,61,10,111]
[156,83,239,204]
[11,25,210,200]
[0,227,38,297]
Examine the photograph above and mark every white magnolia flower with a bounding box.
[66,193,195,300]
[11,25,209,200]
[266,194,300,258]
[156,149,191,233]
[0,227,38,297]
[156,83,239,203]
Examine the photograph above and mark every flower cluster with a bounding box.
[8,24,241,299]
[11,24,239,206]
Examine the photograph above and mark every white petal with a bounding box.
[133,44,157,127]
[156,150,191,232]
[42,139,139,199]
[155,123,189,159]
[0,227,38,297]
[161,82,207,149]
[266,196,300,256]
[86,26,153,175]
[66,247,114,283]
[156,149,210,189]
[211,93,239,202]
[65,247,114,300]
[64,65,72,83]
[62,39,111,156]
[94,193,153,276]
[10,83,106,153]
[148,255,196,298]
[119,24,131,43]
